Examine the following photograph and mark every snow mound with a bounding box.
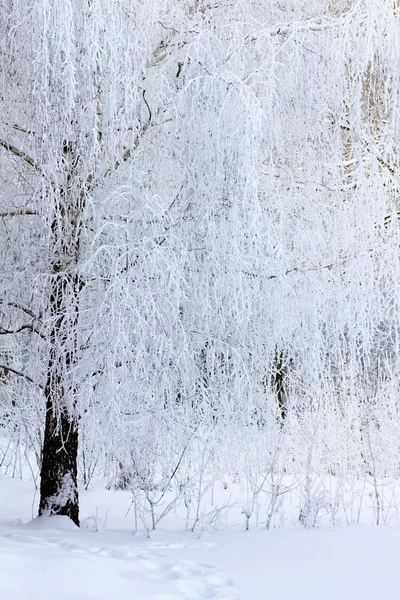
[22,515,80,532]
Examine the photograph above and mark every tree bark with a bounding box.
[38,263,81,525]
[38,173,85,526]
[39,400,79,526]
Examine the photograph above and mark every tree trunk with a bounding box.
[39,399,79,526]
[38,181,84,526]
[272,348,288,424]
[38,264,81,525]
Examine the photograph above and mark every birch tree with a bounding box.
[0,0,191,524]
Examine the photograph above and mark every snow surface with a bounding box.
[1,476,400,600]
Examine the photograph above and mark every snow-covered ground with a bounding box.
[1,475,400,600]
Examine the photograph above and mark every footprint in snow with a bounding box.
[153,559,234,600]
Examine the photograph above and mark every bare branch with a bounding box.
[106,90,152,177]
[266,261,337,280]
[0,207,39,217]
[0,324,35,335]
[0,138,38,169]
[247,9,364,43]
[377,157,395,176]
[244,254,368,281]
[0,364,43,389]
[13,124,37,136]
[3,122,37,136]
[269,19,340,37]
[122,89,152,160]
[6,301,41,321]
[0,323,45,339]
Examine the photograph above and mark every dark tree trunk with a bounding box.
[272,348,288,424]
[38,263,81,526]
[39,400,79,526]
[38,163,86,526]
